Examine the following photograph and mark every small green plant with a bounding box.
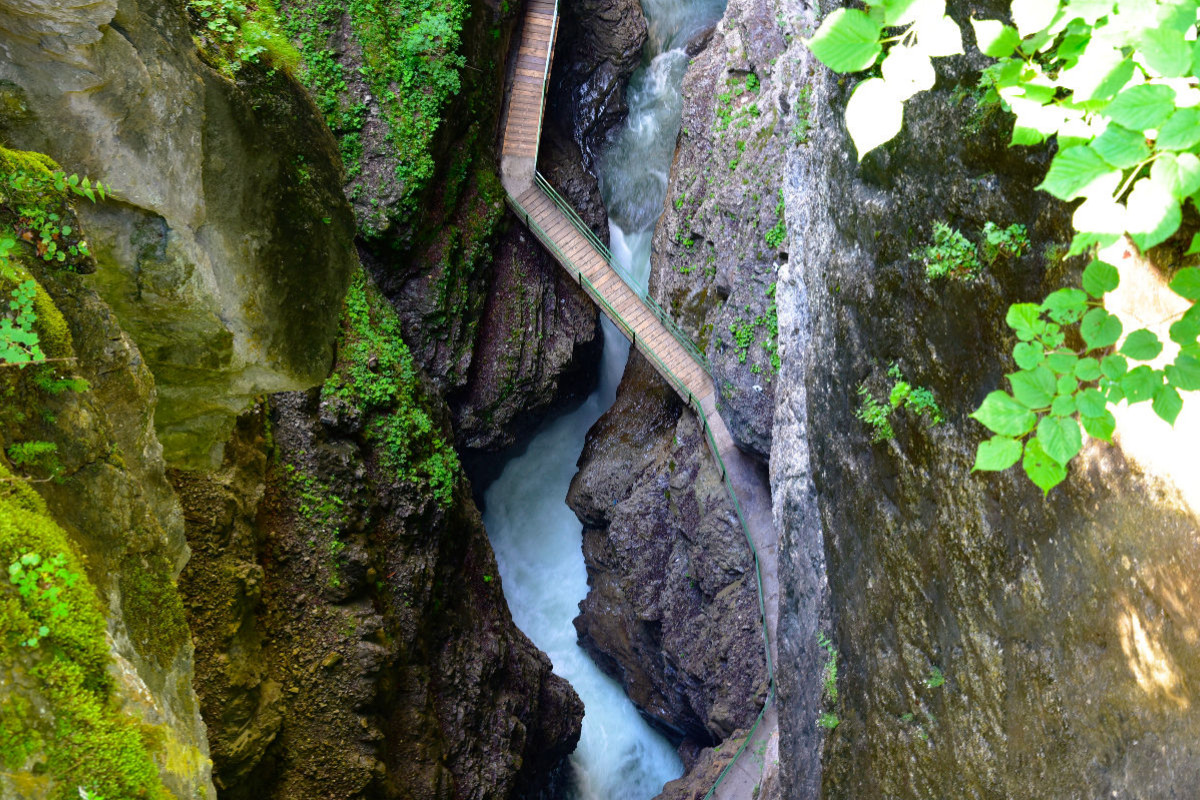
[857,363,943,442]
[817,711,840,730]
[1,240,43,367]
[924,666,945,689]
[818,631,838,701]
[746,73,760,93]
[911,222,981,281]
[8,552,77,647]
[186,0,300,73]
[981,222,1029,264]
[6,441,62,481]
[764,190,787,248]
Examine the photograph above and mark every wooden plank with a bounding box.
[525,16,554,28]
[516,67,546,79]
[514,73,543,85]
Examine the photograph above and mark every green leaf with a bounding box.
[1165,353,1200,390]
[1168,267,1200,301]
[875,0,920,26]
[1081,409,1116,441]
[914,14,964,58]
[1121,364,1162,403]
[881,46,935,102]
[1152,384,1183,425]
[1139,27,1193,78]
[1081,308,1123,350]
[1170,312,1200,347]
[971,18,1020,58]
[846,78,905,160]
[1074,357,1102,381]
[973,436,1023,471]
[807,9,883,72]
[971,390,1038,436]
[1101,353,1128,379]
[1150,153,1200,201]
[1046,351,1079,375]
[1037,415,1083,465]
[1037,146,1120,201]
[1156,107,1200,151]
[1126,177,1181,251]
[1103,83,1177,132]
[1011,0,1060,38]
[1009,365,1057,408]
[1091,124,1150,169]
[1006,303,1043,340]
[1081,259,1119,297]
[1023,436,1068,494]
[1063,49,1134,103]
[1120,328,1164,361]
[1041,288,1088,324]
[1057,373,1079,395]
[1013,341,1045,370]
[1075,387,1107,416]
[1051,393,1077,416]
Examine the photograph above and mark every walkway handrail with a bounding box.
[506,193,701,406]
[507,187,775,800]
[534,172,713,374]
[534,0,558,150]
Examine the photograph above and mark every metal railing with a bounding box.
[534,172,712,374]
[507,184,776,800]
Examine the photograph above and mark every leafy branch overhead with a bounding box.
[807,0,1200,494]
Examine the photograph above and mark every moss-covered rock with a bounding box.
[0,0,357,468]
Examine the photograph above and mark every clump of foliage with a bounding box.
[911,222,981,281]
[924,665,945,689]
[0,464,171,799]
[728,284,781,375]
[186,0,301,74]
[282,0,467,216]
[981,221,1029,265]
[764,190,787,248]
[857,362,943,442]
[808,0,1200,493]
[5,440,62,481]
[323,272,459,506]
[817,632,840,730]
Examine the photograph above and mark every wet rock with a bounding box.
[547,0,648,167]
[568,353,767,747]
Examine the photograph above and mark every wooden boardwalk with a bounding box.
[497,1,781,797]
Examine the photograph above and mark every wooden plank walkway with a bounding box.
[496,1,781,798]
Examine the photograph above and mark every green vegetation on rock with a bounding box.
[186,0,301,75]
[282,0,468,217]
[856,362,943,443]
[323,272,460,506]
[0,463,171,800]
[808,0,1200,492]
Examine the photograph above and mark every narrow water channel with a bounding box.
[482,0,726,795]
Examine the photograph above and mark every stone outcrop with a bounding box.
[568,353,767,751]
[546,0,648,167]
[774,1,1200,797]
[0,0,358,468]
[176,274,584,800]
[0,155,214,798]
[647,0,793,462]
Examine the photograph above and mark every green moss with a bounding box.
[322,271,459,506]
[281,0,468,219]
[185,0,301,76]
[120,550,190,667]
[0,463,171,800]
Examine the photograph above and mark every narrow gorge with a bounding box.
[1,0,1199,799]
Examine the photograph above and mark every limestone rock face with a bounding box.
[648,0,792,462]
[773,1,1200,797]
[0,0,357,468]
[568,353,767,748]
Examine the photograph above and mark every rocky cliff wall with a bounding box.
[775,1,1200,797]
[0,149,214,799]
[174,278,583,799]
[0,0,358,469]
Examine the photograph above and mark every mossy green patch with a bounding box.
[281,0,468,220]
[0,463,171,800]
[120,550,190,668]
[185,0,301,76]
[323,271,459,506]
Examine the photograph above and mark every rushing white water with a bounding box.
[483,0,726,794]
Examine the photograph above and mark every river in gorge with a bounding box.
[480,0,725,795]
